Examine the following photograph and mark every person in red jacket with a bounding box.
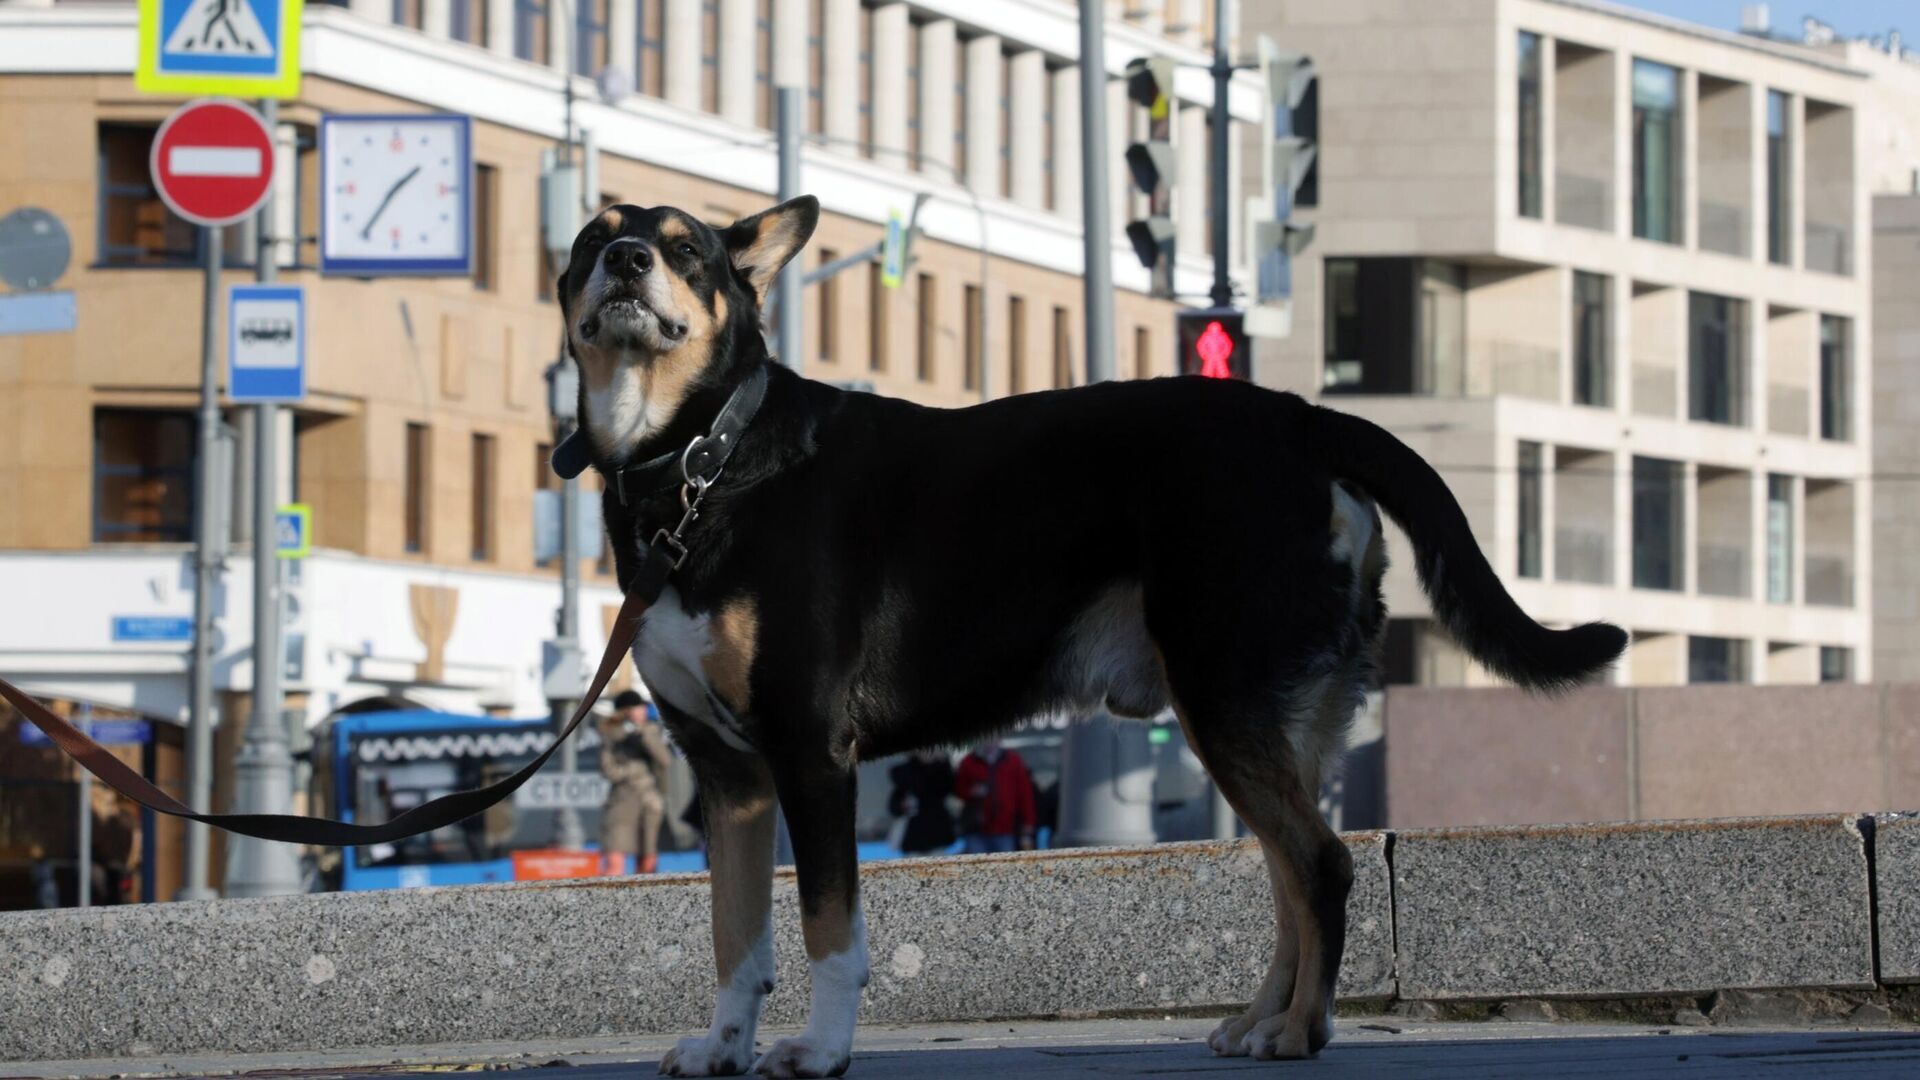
[953,741,1036,853]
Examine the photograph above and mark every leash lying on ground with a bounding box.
[0,366,771,848]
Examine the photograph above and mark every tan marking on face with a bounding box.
[705,770,777,981]
[597,207,623,231]
[703,598,758,716]
[658,218,690,243]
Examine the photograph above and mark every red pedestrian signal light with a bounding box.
[1176,309,1249,380]
[1195,320,1234,378]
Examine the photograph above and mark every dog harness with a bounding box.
[0,367,771,848]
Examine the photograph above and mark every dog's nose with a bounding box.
[603,238,653,279]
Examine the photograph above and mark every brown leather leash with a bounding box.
[0,528,676,848]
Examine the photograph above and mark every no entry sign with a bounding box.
[150,98,275,227]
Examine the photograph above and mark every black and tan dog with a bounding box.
[554,196,1627,1077]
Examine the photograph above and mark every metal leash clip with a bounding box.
[650,442,723,571]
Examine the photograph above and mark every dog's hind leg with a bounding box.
[755,755,867,1079]
[1204,833,1298,1055]
[660,748,778,1079]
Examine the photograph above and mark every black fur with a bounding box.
[558,201,1626,1070]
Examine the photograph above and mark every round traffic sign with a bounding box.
[0,208,71,291]
[150,98,275,228]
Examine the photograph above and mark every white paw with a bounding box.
[752,1035,850,1078]
[660,1031,755,1077]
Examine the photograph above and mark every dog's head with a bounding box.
[558,197,818,453]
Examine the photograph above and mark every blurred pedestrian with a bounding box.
[886,750,957,856]
[953,740,1036,854]
[598,690,673,873]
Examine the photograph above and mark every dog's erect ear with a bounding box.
[722,196,820,302]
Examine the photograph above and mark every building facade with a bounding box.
[0,0,1260,897]
[1244,0,1879,686]
[0,0,1260,721]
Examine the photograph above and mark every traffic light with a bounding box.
[1252,39,1317,311]
[1176,308,1249,380]
[1124,56,1177,301]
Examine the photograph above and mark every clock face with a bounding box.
[320,114,473,275]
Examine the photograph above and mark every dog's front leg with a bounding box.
[661,755,778,1078]
[755,759,866,1079]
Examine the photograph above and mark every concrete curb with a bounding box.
[1,814,1913,1063]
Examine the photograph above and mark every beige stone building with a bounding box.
[1243,0,1881,686]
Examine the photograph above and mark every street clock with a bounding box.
[320,113,473,275]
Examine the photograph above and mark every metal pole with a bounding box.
[1078,0,1115,384]
[1209,0,1234,308]
[227,99,303,898]
[550,459,585,851]
[551,55,587,853]
[179,223,223,903]
[775,86,802,369]
[76,704,92,907]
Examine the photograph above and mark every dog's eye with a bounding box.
[677,242,697,257]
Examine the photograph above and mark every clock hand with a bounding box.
[359,165,422,241]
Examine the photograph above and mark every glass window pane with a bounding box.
[1573,271,1612,407]
[1633,455,1684,591]
[1767,474,1794,603]
[1820,315,1852,441]
[93,410,197,543]
[1517,32,1543,219]
[1632,60,1681,243]
[1518,442,1543,579]
[1767,90,1792,265]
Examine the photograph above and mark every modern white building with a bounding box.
[1244,0,1883,686]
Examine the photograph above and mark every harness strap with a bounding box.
[0,545,677,849]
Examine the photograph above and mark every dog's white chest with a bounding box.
[633,586,755,751]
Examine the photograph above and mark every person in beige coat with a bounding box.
[599,689,674,872]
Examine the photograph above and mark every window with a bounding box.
[1135,325,1151,380]
[405,423,430,554]
[1573,271,1612,407]
[1517,442,1544,578]
[858,5,873,150]
[963,284,982,392]
[953,38,968,177]
[916,273,937,382]
[392,0,423,28]
[1767,473,1793,603]
[537,173,560,302]
[450,0,489,43]
[1632,455,1684,591]
[471,434,495,561]
[1767,90,1791,265]
[868,262,889,372]
[816,248,838,363]
[756,0,773,126]
[1008,295,1027,394]
[514,0,549,64]
[637,0,664,98]
[534,441,558,568]
[1052,306,1073,388]
[705,0,722,114]
[1688,636,1748,683]
[575,0,609,74]
[1517,32,1543,219]
[98,124,245,267]
[472,164,497,291]
[906,21,922,166]
[1819,646,1852,683]
[1820,315,1852,441]
[1323,257,1460,395]
[1632,60,1682,243]
[1688,291,1746,426]
[93,410,195,543]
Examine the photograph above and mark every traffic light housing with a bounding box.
[1177,309,1249,381]
[1252,39,1317,311]
[1124,56,1177,300]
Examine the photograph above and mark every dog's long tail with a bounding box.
[1310,403,1627,692]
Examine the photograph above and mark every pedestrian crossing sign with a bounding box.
[136,0,303,98]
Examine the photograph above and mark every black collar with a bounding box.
[550,365,772,506]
